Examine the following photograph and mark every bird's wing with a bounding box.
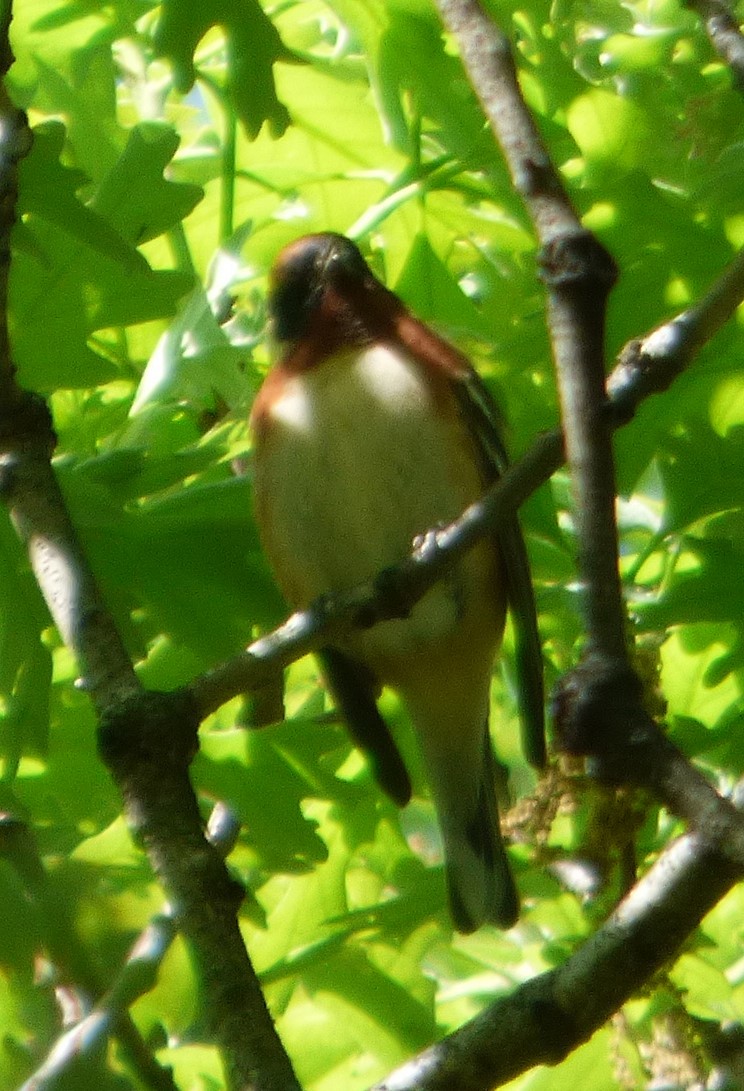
[318,647,412,806]
[453,369,546,770]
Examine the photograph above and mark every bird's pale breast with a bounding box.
[253,343,502,673]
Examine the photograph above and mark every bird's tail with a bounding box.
[429,734,519,933]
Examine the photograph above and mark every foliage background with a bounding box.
[2,0,744,1087]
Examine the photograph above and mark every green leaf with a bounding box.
[567,88,653,177]
[670,953,737,1020]
[18,122,145,271]
[11,121,195,390]
[394,232,491,338]
[658,423,744,534]
[92,123,204,245]
[154,0,292,139]
[131,282,250,414]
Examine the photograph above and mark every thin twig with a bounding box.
[608,243,744,417]
[0,816,176,1091]
[19,919,179,1091]
[18,803,240,1091]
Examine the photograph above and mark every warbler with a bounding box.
[251,233,544,931]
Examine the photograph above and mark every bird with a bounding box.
[250,232,544,932]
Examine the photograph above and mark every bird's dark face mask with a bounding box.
[269,234,372,343]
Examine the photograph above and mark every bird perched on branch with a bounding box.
[250,232,544,931]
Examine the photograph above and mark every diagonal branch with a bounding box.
[16,803,240,1091]
[0,815,177,1091]
[190,231,744,720]
[370,813,742,1091]
[608,242,744,417]
[189,235,744,885]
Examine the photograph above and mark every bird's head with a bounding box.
[267,233,401,363]
[261,232,472,385]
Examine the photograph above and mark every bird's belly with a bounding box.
[254,344,500,670]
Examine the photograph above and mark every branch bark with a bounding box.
[687,0,744,92]
[435,0,628,726]
[0,18,300,1091]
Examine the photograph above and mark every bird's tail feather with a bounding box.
[436,738,519,932]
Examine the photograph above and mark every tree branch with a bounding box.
[608,242,744,419]
[687,0,744,92]
[0,24,300,1091]
[433,0,578,243]
[435,0,626,682]
[371,817,741,1091]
